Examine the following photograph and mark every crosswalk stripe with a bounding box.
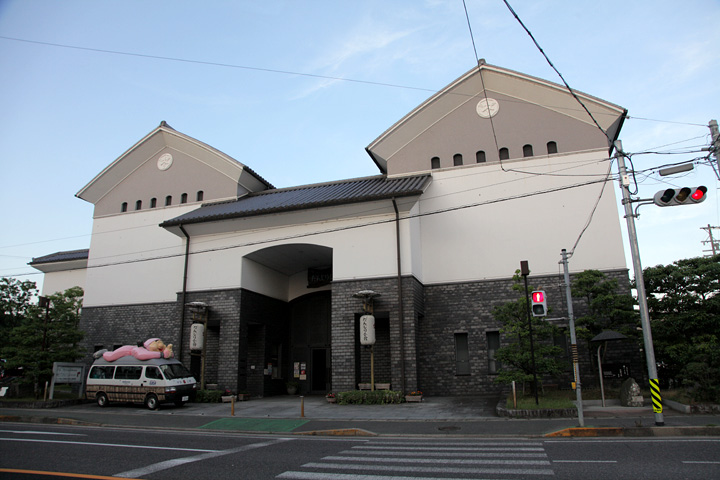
[351,445,545,452]
[341,449,547,458]
[324,455,550,466]
[304,461,554,475]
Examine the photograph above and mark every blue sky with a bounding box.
[1,0,719,292]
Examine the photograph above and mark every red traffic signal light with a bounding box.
[531,290,547,317]
[653,186,707,207]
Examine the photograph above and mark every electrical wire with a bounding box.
[500,0,611,144]
[568,160,614,256]
[461,1,504,171]
[3,175,611,276]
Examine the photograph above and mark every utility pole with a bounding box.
[701,224,719,256]
[710,120,719,175]
[560,249,584,426]
[615,140,664,426]
[520,260,539,406]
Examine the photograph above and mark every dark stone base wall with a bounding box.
[79,302,179,366]
[79,268,639,397]
[331,276,422,394]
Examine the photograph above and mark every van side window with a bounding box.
[145,366,163,380]
[115,366,142,380]
[89,366,115,379]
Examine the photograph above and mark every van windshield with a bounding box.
[159,363,194,380]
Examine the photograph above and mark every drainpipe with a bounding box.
[179,225,191,359]
[392,198,406,393]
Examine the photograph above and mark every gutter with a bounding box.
[392,198,406,393]
[178,225,191,359]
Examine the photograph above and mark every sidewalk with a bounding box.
[1,395,718,437]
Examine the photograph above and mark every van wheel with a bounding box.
[96,392,109,407]
[145,394,159,410]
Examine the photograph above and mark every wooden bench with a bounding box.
[358,383,391,390]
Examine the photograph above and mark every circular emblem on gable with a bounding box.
[476,98,499,118]
[157,153,173,171]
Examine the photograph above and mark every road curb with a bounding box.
[546,426,720,437]
[296,428,378,436]
[0,415,100,427]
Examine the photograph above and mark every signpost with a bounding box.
[49,362,86,399]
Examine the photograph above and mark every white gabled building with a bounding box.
[32,63,630,396]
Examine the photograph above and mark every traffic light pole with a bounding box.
[615,140,664,426]
[560,249,584,427]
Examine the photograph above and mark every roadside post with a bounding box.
[520,260,539,405]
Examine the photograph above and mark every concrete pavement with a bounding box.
[1,394,719,437]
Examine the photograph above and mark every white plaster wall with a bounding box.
[241,257,289,300]
[185,213,401,295]
[41,269,86,296]
[82,149,626,307]
[418,149,626,283]
[83,205,196,306]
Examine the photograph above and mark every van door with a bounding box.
[113,365,144,403]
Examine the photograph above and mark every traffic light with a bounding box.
[531,290,547,317]
[653,186,707,207]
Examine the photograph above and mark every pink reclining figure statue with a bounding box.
[101,338,174,362]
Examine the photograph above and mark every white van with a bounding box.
[86,356,197,409]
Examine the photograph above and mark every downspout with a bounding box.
[178,225,191,359]
[392,198,406,393]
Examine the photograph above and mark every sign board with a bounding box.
[360,314,376,345]
[50,362,86,399]
[190,323,205,351]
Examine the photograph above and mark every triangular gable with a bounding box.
[366,63,627,175]
[76,122,273,207]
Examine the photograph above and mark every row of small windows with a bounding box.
[120,190,204,213]
[432,141,558,169]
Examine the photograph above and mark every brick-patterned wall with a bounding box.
[418,268,638,395]
[80,302,179,366]
[79,268,639,397]
[331,276,422,393]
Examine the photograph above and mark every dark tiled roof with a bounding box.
[29,249,89,265]
[161,174,431,228]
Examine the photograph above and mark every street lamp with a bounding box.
[352,290,381,391]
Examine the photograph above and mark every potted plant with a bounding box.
[286,380,299,395]
[221,388,235,403]
[325,392,336,403]
[237,391,250,401]
[405,390,423,403]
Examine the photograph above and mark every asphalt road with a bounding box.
[1,422,719,480]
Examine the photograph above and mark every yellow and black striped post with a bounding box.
[650,378,663,417]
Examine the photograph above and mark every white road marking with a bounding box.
[114,438,293,478]
[343,448,547,458]
[1,430,85,436]
[553,460,617,463]
[324,455,550,466]
[0,437,217,452]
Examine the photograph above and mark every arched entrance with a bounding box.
[241,243,333,396]
[290,291,331,394]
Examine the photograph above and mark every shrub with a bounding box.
[195,389,223,403]
[337,390,403,405]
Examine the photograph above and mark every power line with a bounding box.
[500,0,611,143]
[13,175,610,275]
[0,35,438,95]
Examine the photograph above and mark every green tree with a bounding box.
[1,286,85,398]
[0,277,37,341]
[493,271,566,393]
[571,269,638,345]
[644,255,720,402]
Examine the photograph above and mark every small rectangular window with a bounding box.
[454,333,471,375]
[115,366,142,380]
[487,331,500,374]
